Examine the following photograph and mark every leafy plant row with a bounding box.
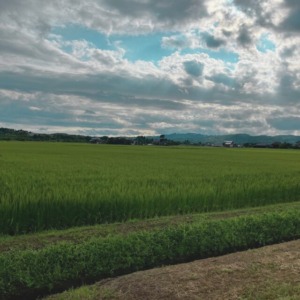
[1,209,299,300]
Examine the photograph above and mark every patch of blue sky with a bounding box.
[51,24,174,62]
[110,33,174,62]
[51,24,239,64]
[256,33,276,53]
[181,48,239,64]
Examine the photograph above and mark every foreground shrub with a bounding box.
[1,209,299,299]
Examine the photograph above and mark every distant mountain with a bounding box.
[1,127,300,146]
[161,133,300,145]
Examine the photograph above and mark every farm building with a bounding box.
[223,141,235,148]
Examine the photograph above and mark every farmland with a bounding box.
[44,239,300,300]
[0,142,300,299]
[0,142,300,234]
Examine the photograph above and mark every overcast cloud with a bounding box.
[0,0,300,136]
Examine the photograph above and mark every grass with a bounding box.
[1,206,300,299]
[45,281,300,300]
[1,201,300,253]
[43,239,300,300]
[45,286,116,300]
[241,282,300,300]
[1,142,300,234]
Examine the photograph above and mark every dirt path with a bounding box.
[46,240,300,300]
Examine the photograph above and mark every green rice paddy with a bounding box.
[1,142,300,234]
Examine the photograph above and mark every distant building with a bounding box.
[223,141,235,148]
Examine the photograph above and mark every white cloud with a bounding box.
[0,0,299,136]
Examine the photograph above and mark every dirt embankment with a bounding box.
[46,239,300,300]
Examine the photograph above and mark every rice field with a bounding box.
[1,142,300,234]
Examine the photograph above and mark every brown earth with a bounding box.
[46,239,300,300]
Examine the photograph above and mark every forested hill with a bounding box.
[163,133,300,145]
[0,128,91,143]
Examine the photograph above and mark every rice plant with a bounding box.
[0,142,300,234]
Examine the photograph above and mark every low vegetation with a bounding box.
[44,239,300,300]
[0,206,300,299]
[1,142,300,234]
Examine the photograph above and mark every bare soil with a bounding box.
[47,239,300,300]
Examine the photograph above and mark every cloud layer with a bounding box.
[0,0,300,136]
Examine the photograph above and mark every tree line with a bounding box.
[1,128,300,149]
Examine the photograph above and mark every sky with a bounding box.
[0,0,300,136]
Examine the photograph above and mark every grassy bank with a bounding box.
[1,205,300,300]
[1,202,299,253]
[44,240,300,300]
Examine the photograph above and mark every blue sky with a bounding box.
[256,34,276,53]
[52,25,240,64]
[0,0,300,136]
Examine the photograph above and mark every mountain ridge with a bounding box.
[161,133,300,145]
[1,127,300,145]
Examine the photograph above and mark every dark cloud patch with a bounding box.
[234,0,260,17]
[280,46,297,58]
[280,10,300,32]
[279,74,294,90]
[183,60,204,77]
[267,117,300,130]
[0,92,135,130]
[237,26,252,46]
[0,99,71,127]
[278,1,300,32]
[0,0,28,14]
[192,118,216,127]
[0,0,209,36]
[221,119,265,129]
[233,0,274,28]
[0,37,65,64]
[0,27,86,72]
[0,69,188,110]
[129,113,181,128]
[222,30,232,37]
[276,73,300,104]
[186,84,251,105]
[0,66,256,111]
[218,110,256,120]
[102,0,208,27]
[84,110,97,115]
[234,0,300,33]
[203,33,226,48]
[284,0,300,6]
